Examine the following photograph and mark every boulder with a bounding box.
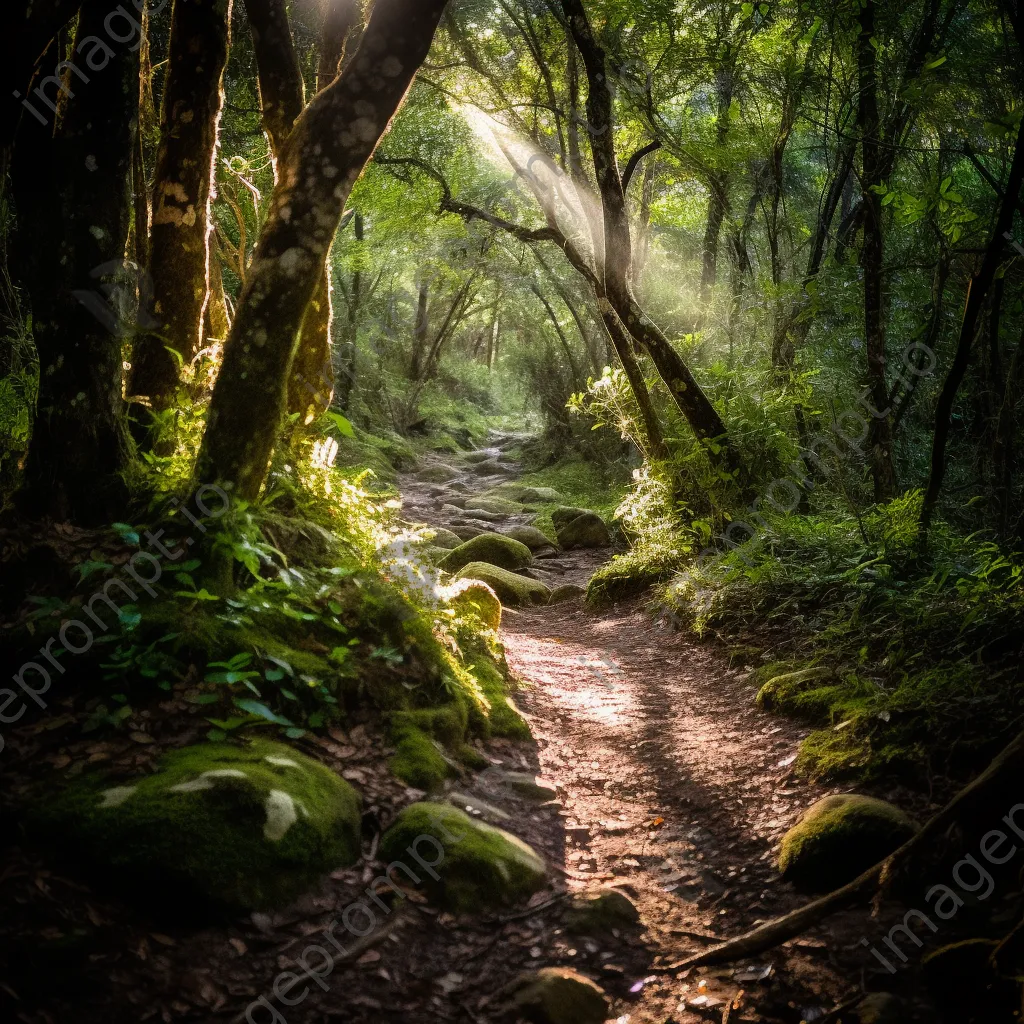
[556,512,612,550]
[443,495,469,509]
[471,458,506,476]
[464,496,526,516]
[378,802,546,913]
[448,578,502,629]
[778,794,917,892]
[549,584,585,604]
[450,524,486,541]
[550,506,594,530]
[565,888,641,934]
[463,451,493,465]
[519,486,563,504]
[503,525,558,552]
[852,993,904,1024]
[501,968,609,1024]
[30,740,362,912]
[416,464,460,484]
[455,563,550,607]
[429,527,464,550]
[439,533,533,574]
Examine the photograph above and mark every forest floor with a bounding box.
[0,434,938,1024]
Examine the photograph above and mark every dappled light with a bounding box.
[2,0,1024,1022]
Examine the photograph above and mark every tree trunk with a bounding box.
[335,210,363,411]
[600,309,668,463]
[196,0,449,499]
[12,1,140,523]
[130,0,232,417]
[858,0,897,501]
[559,0,745,486]
[409,280,430,381]
[920,116,1024,535]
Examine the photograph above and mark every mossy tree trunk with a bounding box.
[196,0,449,499]
[248,0,366,427]
[130,0,233,417]
[11,1,140,523]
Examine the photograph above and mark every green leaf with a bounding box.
[76,560,113,582]
[284,727,307,740]
[233,699,295,727]
[326,412,355,437]
[206,729,227,742]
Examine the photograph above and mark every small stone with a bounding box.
[549,584,586,604]
[495,770,558,802]
[565,888,642,934]
[501,967,609,1024]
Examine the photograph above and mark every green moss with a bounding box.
[503,524,557,550]
[455,563,551,607]
[778,794,917,892]
[30,739,362,912]
[439,533,533,574]
[556,512,612,550]
[378,802,547,912]
[449,578,502,629]
[504,968,609,1024]
[755,666,833,713]
[468,652,531,740]
[463,496,526,516]
[389,722,454,791]
[550,506,596,531]
[428,527,464,550]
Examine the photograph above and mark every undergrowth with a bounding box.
[659,491,1024,782]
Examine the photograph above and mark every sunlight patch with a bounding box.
[264,790,298,841]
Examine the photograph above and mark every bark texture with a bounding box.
[11,1,140,523]
[560,0,744,485]
[130,0,233,412]
[197,0,449,498]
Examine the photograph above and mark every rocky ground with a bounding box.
[0,433,944,1024]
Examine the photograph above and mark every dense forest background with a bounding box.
[2,0,1024,1021]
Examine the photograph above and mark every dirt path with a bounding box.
[399,434,867,1023]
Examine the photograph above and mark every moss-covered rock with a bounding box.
[755,666,833,712]
[471,458,505,476]
[463,451,494,465]
[378,802,547,912]
[439,533,533,574]
[504,525,557,551]
[565,888,641,934]
[549,584,585,604]
[455,563,551,607]
[852,993,903,1024]
[502,968,609,1024]
[556,512,612,550]
[465,496,526,516]
[778,794,917,892]
[519,486,564,503]
[416,464,460,483]
[467,652,531,740]
[429,527,464,550]
[31,740,362,912]
[550,506,595,530]
[389,703,469,791]
[448,578,502,630]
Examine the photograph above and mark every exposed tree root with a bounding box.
[669,730,1024,969]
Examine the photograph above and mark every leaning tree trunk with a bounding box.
[11,2,140,524]
[559,0,746,489]
[858,0,897,501]
[130,0,232,417]
[920,115,1024,536]
[196,0,449,499]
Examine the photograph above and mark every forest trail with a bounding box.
[399,433,860,1023]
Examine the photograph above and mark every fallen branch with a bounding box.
[669,730,1024,970]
